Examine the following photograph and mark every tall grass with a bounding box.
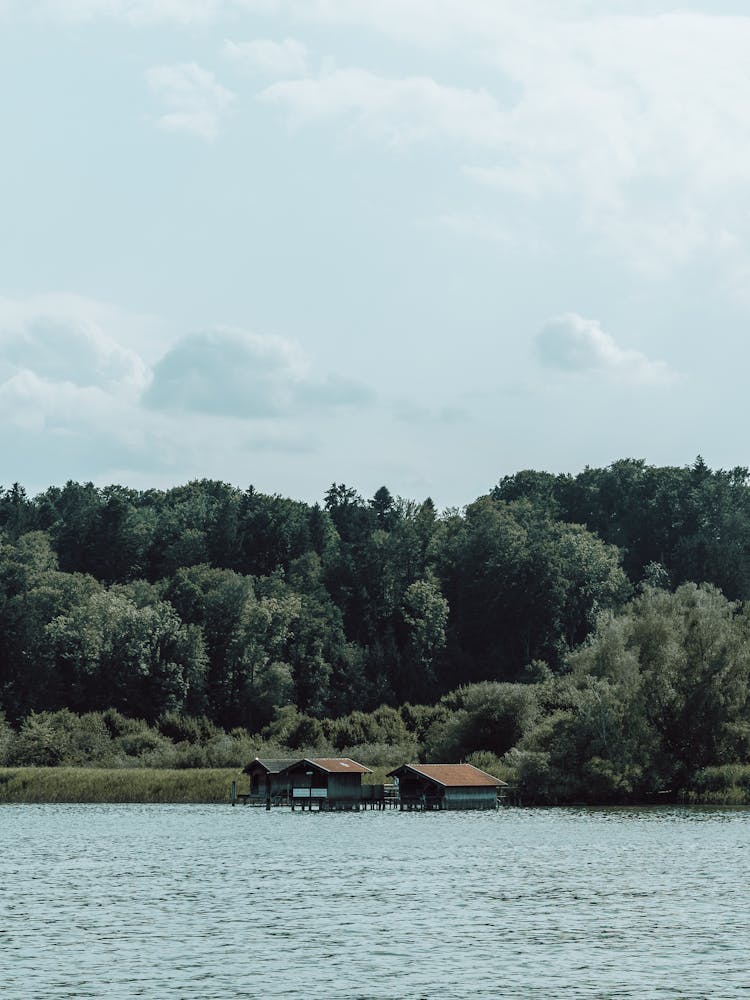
[0,767,242,804]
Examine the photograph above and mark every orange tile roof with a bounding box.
[307,757,372,774]
[397,764,506,787]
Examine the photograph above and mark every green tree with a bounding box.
[46,591,206,720]
[400,574,449,700]
[431,497,628,680]
[161,565,253,724]
[531,583,750,798]
[425,682,539,760]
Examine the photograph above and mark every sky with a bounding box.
[1,0,749,509]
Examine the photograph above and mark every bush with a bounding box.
[115,728,172,762]
[422,711,468,761]
[399,702,449,740]
[262,706,329,751]
[0,712,15,766]
[9,710,115,767]
[339,741,420,769]
[503,748,557,805]
[466,751,514,784]
[157,712,219,745]
[686,764,750,804]
[438,682,540,757]
[101,709,148,738]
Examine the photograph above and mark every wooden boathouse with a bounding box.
[387,763,507,810]
[279,758,374,811]
[242,758,298,806]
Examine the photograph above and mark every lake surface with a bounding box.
[1,805,748,999]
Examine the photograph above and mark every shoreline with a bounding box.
[2,767,749,807]
[0,767,240,804]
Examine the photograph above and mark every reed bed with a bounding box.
[0,767,241,804]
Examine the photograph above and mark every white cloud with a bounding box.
[25,0,750,272]
[146,63,235,140]
[0,294,148,396]
[430,211,528,248]
[31,0,225,23]
[0,370,118,433]
[18,0,750,275]
[463,165,562,201]
[143,327,373,417]
[223,38,308,77]
[260,69,504,147]
[144,328,305,417]
[18,0,291,22]
[0,296,161,477]
[0,295,375,492]
[249,3,750,276]
[535,314,676,386]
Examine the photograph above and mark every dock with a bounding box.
[230,780,400,810]
[232,759,507,811]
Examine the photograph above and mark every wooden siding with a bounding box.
[247,767,292,798]
[442,787,497,810]
[326,773,363,801]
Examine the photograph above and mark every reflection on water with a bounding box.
[1,804,749,999]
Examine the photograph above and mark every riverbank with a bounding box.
[2,766,748,806]
[0,765,394,804]
[0,767,240,803]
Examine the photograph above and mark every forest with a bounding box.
[2,456,750,804]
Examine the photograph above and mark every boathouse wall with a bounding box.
[326,773,363,801]
[442,787,497,810]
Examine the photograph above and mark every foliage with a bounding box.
[685,764,750,804]
[424,682,539,760]
[509,585,750,803]
[2,462,750,803]
[8,710,114,767]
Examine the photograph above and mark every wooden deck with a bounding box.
[230,781,401,809]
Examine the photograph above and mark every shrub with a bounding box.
[466,751,514,784]
[503,748,557,805]
[339,740,420,769]
[686,764,750,804]
[115,725,170,761]
[399,702,450,742]
[157,712,219,745]
[9,710,114,767]
[438,682,540,757]
[328,706,411,750]
[0,713,15,766]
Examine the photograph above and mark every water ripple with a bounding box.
[1,805,749,998]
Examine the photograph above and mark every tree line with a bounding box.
[2,457,750,802]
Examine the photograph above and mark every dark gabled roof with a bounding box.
[387,763,507,788]
[242,757,300,775]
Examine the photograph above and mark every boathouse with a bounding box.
[243,758,298,803]
[387,763,506,810]
[278,757,372,810]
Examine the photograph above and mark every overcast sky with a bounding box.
[1,0,748,508]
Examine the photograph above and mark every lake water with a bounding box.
[1,805,748,999]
